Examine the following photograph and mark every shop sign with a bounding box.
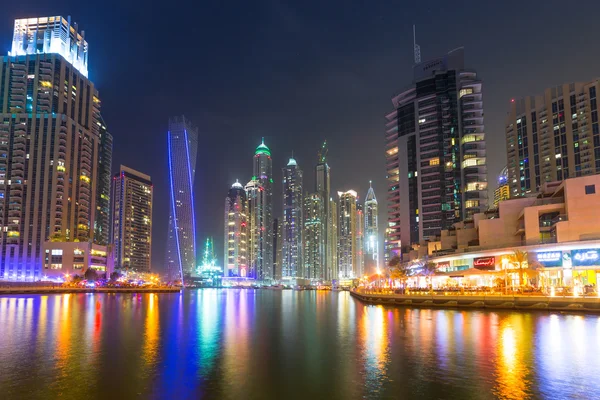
[473,256,495,270]
[536,251,562,267]
[437,261,450,271]
[572,249,600,266]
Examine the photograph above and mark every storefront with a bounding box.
[536,248,600,294]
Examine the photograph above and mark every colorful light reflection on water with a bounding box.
[0,290,599,399]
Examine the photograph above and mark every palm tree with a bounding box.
[390,264,411,294]
[509,250,529,287]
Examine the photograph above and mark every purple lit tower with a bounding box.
[165,116,198,282]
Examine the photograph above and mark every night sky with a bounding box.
[3,1,600,273]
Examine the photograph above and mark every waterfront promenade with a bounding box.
[0,286,181,295]
[351,288,600,313]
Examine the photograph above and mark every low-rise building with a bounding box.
[42,241,113,281]
[401,175,600,292]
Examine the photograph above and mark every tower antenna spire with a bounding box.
[413,24,421,64]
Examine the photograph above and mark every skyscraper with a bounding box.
[364,181,378,275]
[165,116,198,282]
[329,199,338,281]
[94,117,113,246]
[315,141,336,281]
[0,16,108,280]
[224,180,248,277]
[111,166,153,272]
[338,190,358,279]
[494,166,510,207]
[385,48,487,258]
[355,202,364,278]
[506,80,600,197]
[245,178,266,280]
[303,193,324,281]
[251,139,273,281]
[273,217,282,280]
[282,157,303,279]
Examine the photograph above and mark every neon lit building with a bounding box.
[165,116,198,282]
[0,16,108,281]
[224,180,248,277]
[9,16,89,77]
[111,166,153,272]
[303,193,324,281]
[250,139,273,281]
[282,157,303,279]
[364,181,379,275]
[385,48,488,259]
[338,190,358,279]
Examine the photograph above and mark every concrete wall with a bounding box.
[479,197,533,248]
[559,177,600,241]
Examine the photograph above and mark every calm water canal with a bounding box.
[0,289,599,399]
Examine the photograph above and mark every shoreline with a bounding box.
[350,289,600,313]
[0,287,181,295]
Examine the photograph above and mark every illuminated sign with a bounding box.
[572,249,600,266]
[437,261,450,270]
[473,256,495,269]
[536,251,562,267]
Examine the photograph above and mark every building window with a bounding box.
[585,184,596,195]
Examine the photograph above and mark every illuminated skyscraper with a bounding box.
[224,180,248,277]
[282,157,303,279]
[303,193,324,281]
[111,166,153,272]
[338,190,358,279]
[385,48,487,258]
[364,181,378,275]
[94,117,113,246]
[245,179,266,279]
[273,218,282,280]
[0,16,108,281]
[165,116,198,282]
[315,141,337,281]
[356,203,364,277]
[251,139,273,281]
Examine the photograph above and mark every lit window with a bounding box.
[459,88,473,98]
[429,158,440,166]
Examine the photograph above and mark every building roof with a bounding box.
[365,181,377,203]
[255,138,271,156]
[287,157,297,166]
[231,179,243,189]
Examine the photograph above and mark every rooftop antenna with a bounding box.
[413,24,421,64]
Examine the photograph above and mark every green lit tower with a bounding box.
[251,139,273,281]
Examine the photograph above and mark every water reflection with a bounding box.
[1,292,600,399]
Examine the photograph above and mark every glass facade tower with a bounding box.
[165,116,198,282]
[282,157,303,279]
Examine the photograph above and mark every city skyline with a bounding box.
[2,3,600,275]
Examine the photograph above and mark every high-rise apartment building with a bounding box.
[338,190,358,279]
[494,166,510,207]
[94,117,112,246]
[506,80,600,197]
[224,180,248,277]
[282,157,303,279]
[250,139,273,281]
[111,166,153,272]
[165,116,198,281]
[364,182,378,274]
[0,16,109,280]
[385,48,487,258]
[315,141,337,281]
[355,203,364,277]
[245,178,266,279]
[303,192,324,281]
[329,199,338,281]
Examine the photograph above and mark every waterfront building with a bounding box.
[245,179,266,280]
[110,166,153,273]
[338,190,358,279]
[273,218,283,280]
[303,192,325,281]
[42,241,112,281]
[506,79,600,197]
[0,16,110,281]
[364,181,378,275]
[165,116,198,282]
[403,174,600,292]
[329,198,338,281]
[385,48,488,259]
[282,157,303,279]
[224,180,248,277]
[250,139,273,281]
